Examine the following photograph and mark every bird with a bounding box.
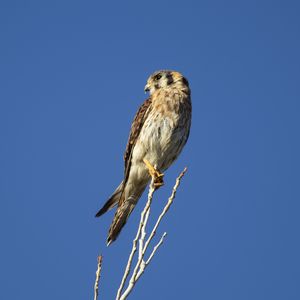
[95,70,192,245]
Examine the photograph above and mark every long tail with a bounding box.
[106,197,137,246]
[95,182,124,217]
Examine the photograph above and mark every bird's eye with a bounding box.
[155,74,162,81]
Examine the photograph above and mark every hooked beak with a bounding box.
[144,84,150,93]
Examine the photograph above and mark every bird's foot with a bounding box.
[143,158,164,189]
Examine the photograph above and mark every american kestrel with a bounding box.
[95,70,192,245]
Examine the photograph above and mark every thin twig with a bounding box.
[136,232,167,281]
[116,177,156,300]
[143,167,187,255]
[117,167,187,300]
[94,255,103,300]
[146,232,167,265]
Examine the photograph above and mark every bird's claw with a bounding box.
[143,158,164,189]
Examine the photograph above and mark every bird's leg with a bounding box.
[143,158,164,189]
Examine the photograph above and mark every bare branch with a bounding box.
[116,177,156,300]
[117,168,187,300]
[94,255,103,300]
[145,232,167,265]
[135,232,167,281]
[143,167,187,255]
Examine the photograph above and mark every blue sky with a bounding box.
[1,0,300,299]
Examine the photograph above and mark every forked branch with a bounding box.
[116,167,187,300]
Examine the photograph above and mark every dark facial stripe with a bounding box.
[166,73,174,85]
[181,77,189,87]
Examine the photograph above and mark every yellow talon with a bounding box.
[143,158,164,189]
[143,158,156,176]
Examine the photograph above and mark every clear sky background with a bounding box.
[1,1,299,299]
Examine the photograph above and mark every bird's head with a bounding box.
[144,70,190,95]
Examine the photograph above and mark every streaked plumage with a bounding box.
[95,70,192,245]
